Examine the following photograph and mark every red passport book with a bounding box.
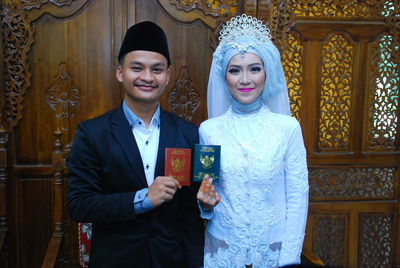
[165,148,192,186]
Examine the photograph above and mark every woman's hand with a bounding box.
[196,174,220,209]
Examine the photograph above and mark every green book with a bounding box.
[192,144,221,182]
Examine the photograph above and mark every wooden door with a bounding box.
[0,0,399,267]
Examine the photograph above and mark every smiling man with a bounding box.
[67,21,204,268]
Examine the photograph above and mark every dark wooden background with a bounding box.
[1,0,399,267]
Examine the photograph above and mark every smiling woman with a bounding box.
[196,14,309,268]
[225,52,266,104]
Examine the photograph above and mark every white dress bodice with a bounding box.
[199,105,309,268]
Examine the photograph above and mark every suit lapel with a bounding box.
[111,106,148,188]
[154,111,176,177]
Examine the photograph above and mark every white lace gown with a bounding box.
[199,105,309,268]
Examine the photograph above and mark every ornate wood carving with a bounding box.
[168,0,239,17]
[318,33,353,151]
[359,213,393,267]
[161,0,241,50]
[289,0,386,18]
[4,0,74,10]
[367,32,399,150]
[269,0,295,55]
[46,62,80,131]
[313,215,346,266]
[0,4,35,133]
[168,66,200,121]
[309,167,396,200]
[0,0,78,133]
[281,32,303,121]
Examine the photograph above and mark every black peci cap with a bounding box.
[118,21,171,66]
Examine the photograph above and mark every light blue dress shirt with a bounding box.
[123,100,161,214]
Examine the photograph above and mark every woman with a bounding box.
[197,14,309,268]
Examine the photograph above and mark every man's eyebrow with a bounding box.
[127,61,144,66]
[126,61,167,67]
[151,62,167,67]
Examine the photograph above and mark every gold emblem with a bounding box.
[200,154,214,169]
[171,158,185,172]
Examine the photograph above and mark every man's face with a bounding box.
[116,50,170,106]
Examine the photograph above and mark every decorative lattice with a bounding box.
[282,33,303,121]
[290,0,386,18]
[309,167,396,200]
[367,34,399,150]
[318,33,353,151]
[313,215,346,266]
[359,214,393,267]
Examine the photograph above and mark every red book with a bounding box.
[165,148,192,186]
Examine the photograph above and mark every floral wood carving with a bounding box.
[313,215,346,266]
[309,167,396,201]
[46,62,80,131]
[0,0,78,133]
[4,0,74,10]
[318,33,353,151]
[162,0,240,50]
[281,32,303,121]
[168,0,239,17]
[359,213,393,267]
[367,33,399,151]
[290,0,386,18]
[168,66,200,121]
[269,0,295,54]
[0,4,35,133]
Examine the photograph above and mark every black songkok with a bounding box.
[118,21,171,66]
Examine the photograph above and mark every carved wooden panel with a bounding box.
[366,33,399,151]
[359,213,393,267]
[168,0,239,17]
[313,215,347,266]
[309,167,396,201]
[168,66,200,121]
[290,0,386,18]
[318,33,354,151]
[46,62,80,131]
[281,32,303,121]
[0,5,35,133]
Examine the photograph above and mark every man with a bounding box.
[67,21,204,268]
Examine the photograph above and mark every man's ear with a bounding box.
[116,66,123,82]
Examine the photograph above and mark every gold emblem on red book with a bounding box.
[171,158,185,172]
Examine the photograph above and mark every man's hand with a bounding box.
[197,174,220,209]
[148,176,181,207]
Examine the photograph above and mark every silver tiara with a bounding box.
[218,14,271,51]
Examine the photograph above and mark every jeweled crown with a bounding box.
[218,14,271,51]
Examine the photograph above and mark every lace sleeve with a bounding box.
[278,123,309,266]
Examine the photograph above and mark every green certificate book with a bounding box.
[193,144,221,182]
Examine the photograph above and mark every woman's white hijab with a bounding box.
[207,15,291,118]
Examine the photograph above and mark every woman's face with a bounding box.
[225,52,266,104]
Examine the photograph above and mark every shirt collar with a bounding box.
[123,100,160,129]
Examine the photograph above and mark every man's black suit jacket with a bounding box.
[67,105,204,268]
